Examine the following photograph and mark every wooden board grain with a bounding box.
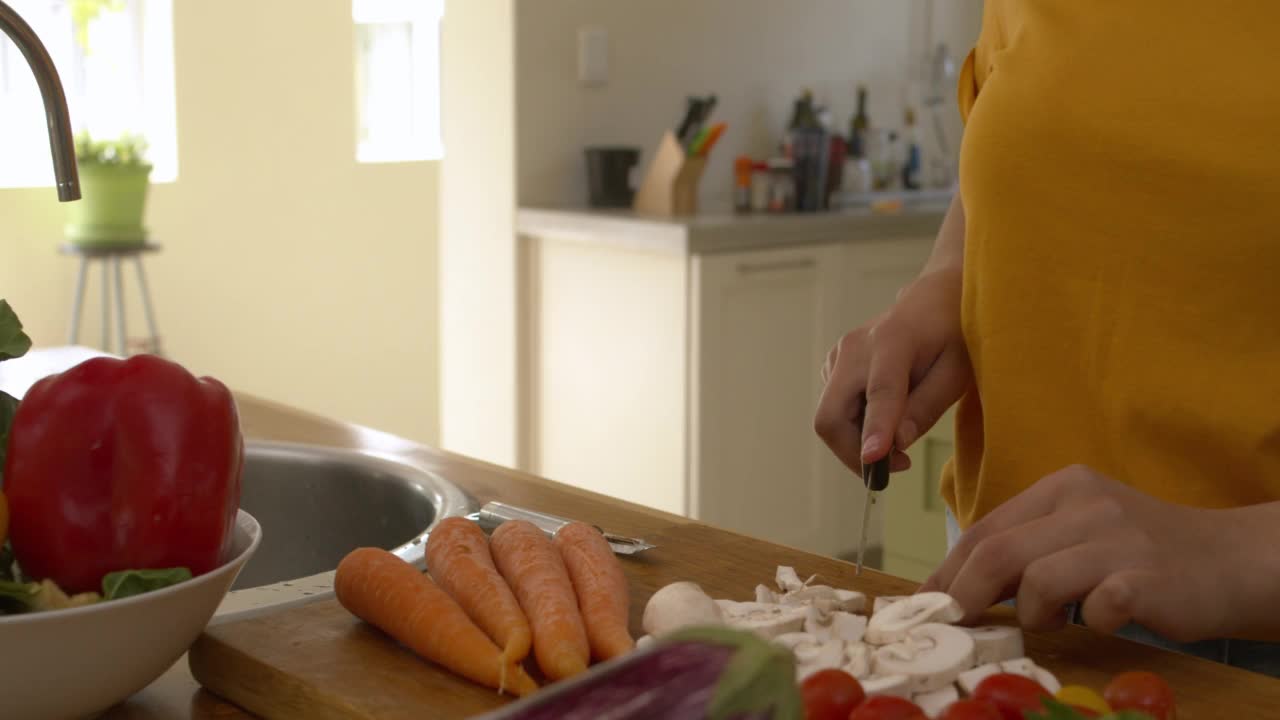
[190,519,1280,720]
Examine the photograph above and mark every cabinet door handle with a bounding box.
[735,258,817,275]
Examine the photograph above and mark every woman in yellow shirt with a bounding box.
[815,1,1280,674]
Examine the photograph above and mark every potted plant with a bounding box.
[65,131,153,247]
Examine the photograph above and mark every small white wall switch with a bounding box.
[578,26,608,87]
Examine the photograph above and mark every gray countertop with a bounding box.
[516,200,950,255]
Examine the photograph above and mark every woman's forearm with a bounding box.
[922,190,966,276]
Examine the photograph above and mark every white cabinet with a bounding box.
[690,245,847,553]
[517,222,940,561]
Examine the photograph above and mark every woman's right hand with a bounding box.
[814,265,971,475]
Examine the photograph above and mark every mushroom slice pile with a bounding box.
[957,662,1002,695]
[860,674,912,699]
[717,600,808,639]
[642,581,723,637]
[872,623,975,694]
[962,625,1024,665]
[866,592,964,644]
[804,609,867,644]
[999,657,1061,694]
[842,642,873,679]
[913,686,960,717]
[872,595,909,614]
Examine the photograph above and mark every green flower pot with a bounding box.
[65,163,153,247]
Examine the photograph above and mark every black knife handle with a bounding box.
[863,457,890,492]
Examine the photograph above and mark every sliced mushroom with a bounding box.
[804,609,867,644]
[999,657,1036,678]
[843,642,873,679]
[963,626,1024,665]
[873,595,909,615]
[755,583,780,604]
[957,662,1002,695]
[781,584,839,612]
[865,592,965,645]
[872,623,976,694]
[719,601,808,639]
[1032,666,1062,695]
[913,686,960,718]
[794,639,846,681]
[994,658,1061,694]
[635,634,655,650]
[772,631,819,652]
[776,565,805,593]
[833,588,867,613]
[642,581,724,637]
[861,674,912,698]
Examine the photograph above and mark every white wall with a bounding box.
[0,1,441,444]
[439,0,519,466]
[516,0,983,210]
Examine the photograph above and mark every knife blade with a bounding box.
[467,501,655,555]
[855,454,891,575]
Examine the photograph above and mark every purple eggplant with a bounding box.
[475,626,802,720]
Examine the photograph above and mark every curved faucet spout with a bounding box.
[0,0,80,201]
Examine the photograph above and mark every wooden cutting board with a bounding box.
[188,520,1280,720]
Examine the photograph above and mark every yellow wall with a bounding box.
[0,0,440,443]
[439,0,518,466]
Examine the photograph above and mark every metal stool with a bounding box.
[60,242,163,356]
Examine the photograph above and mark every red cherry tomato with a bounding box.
[1103,671,1176,720]
[970,673,1052,720]
[847,695,928,720]
[938,699,1004,720]
[801,669,866,720]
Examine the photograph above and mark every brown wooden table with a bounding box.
[101,393,1280,719]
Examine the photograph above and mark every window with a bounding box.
[353,0,443,163]
[0,0,176,188]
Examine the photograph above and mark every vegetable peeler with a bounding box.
[467,501,656,556]
[855,455,891,575]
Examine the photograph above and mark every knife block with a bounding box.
[632,131,707,217]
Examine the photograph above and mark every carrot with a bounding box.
[554,522,634,661]
[490,519,590,681]
[425,517,532,663]
[334,547,538,697]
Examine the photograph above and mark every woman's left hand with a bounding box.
[919,465,1280,643]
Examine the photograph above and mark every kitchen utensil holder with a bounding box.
[632,130,707,217]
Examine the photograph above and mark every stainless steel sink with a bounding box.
[217,441,472,616]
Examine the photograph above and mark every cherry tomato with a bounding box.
[801,669,866,720]
[1103,671,1176,720]
[970,673,1052,720]
[1055,685,1112,715]
[938,698,1004,720]
[847,695,928,720]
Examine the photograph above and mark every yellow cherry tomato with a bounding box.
[1056,685,1112,714]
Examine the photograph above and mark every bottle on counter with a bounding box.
[734,156,754,214]
[871,128,900,191]
[901,107,922,191]
[848,85,870,160]
[766,157,796,213]
[750,161,771,212]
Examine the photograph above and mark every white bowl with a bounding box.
[0,510,262,720]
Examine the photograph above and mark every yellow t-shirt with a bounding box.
[940,1,1280,529]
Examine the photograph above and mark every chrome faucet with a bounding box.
[0,0,80,201]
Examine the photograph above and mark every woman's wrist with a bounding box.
[1211,502,1280,641]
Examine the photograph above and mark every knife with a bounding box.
[468,501,655,556]
[855,454,891,575]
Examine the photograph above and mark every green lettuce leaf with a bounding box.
[0,300,32,361]
[102,567,192,600]
[0,578,40,613]
[665,625,804,720]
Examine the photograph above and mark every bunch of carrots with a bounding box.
[334,516,634,697]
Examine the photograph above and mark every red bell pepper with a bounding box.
[4,354,243,594]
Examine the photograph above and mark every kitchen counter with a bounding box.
[516,202,949,256]
[102,392,1280,719]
